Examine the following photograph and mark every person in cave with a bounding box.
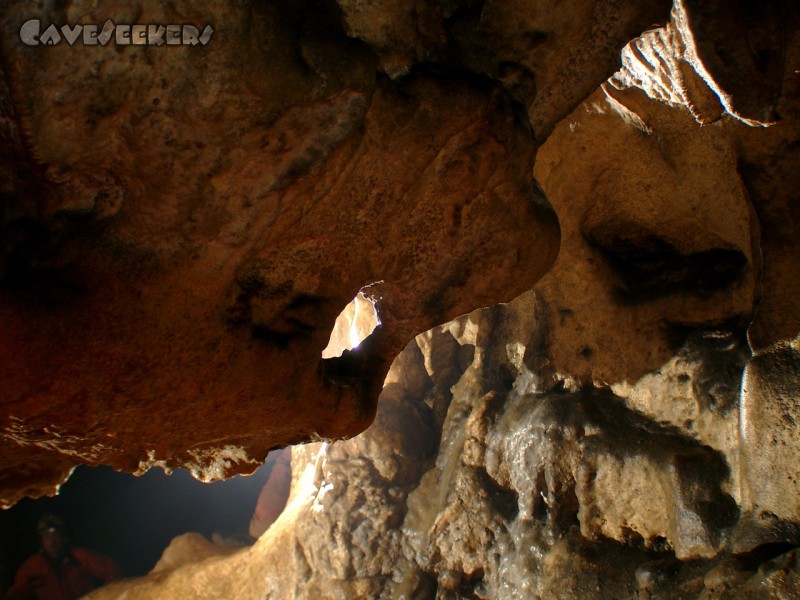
[4,513,121,600]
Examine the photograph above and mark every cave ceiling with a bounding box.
[0,0,797,509]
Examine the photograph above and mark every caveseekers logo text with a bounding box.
[20,19,214,47]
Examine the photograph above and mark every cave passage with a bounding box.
[0,459,276,587]
[322,288,382,359]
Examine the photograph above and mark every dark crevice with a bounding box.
[733,541,799,569]
[457,565,485,599]
[0,213,97,307]
[475,467,518,522]
[591,233,748,303]
[250,326,308,348]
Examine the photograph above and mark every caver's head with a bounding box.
[0,2,559,496]
[37,513,68,560]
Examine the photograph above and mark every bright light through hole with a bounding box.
[321,289,381,359]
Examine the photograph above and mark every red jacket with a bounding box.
[5,548,121,600]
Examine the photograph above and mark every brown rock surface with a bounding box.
[3,0,800,598]
[149,532,241,575]
[80,2,800,596]
[2,0,662,502]
[0,0,689,504]
[82,296,795,599]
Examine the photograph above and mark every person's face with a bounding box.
[40,529,66,560]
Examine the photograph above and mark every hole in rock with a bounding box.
[0,448,293,589]
[321,287,381,359]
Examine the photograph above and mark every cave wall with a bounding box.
[1,0,585,503]
[79,1,800,597]
[0,0,693,504]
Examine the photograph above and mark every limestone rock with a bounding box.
[322,291,381,359]
[604,0,800,351]
[249,448,292,539]
[0,0,566,502]
[610,0,789,126]
[150,532,239,575]
[332,0,673,139]
[738,336,800,548]
[80,3,800,595]
[84,296,787,599]
[5,0,800,598]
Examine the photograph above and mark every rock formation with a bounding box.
[0,0,680,503]
[2,0,800,597]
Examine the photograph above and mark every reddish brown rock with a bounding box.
[0,0,568,504]
[3,7,800,600]
[0,0,676,505]
[68,0,800,596]
[0,64,556,500]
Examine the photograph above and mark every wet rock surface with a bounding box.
[86,294,798,599]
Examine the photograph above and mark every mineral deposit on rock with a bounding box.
[2,0,800,598]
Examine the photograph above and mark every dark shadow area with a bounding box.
[0,462,272,585]
[585,230,747,304]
